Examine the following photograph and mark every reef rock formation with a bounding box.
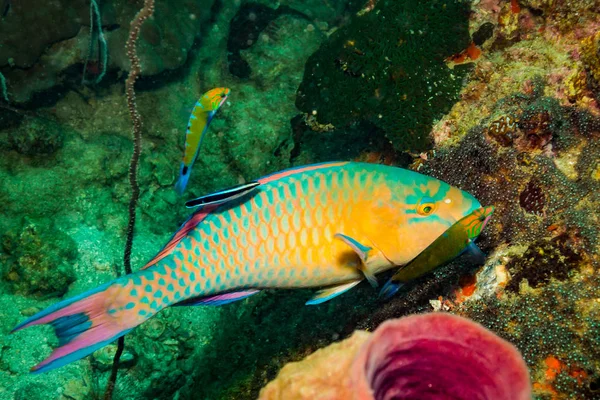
[296,0,472,152]
[0,0,216,104]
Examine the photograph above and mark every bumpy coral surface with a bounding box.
[259,330,370,400]
[296,0,472,151]
[0,0,216,103]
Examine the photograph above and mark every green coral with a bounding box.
[1,219,77,297]
[1,116,65,156]
[505,234,583,293]
[296,0,472,152]
[458,276,600,398]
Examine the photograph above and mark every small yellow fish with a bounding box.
[175,88,231,194]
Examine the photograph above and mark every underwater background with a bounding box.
[1,0,600,399]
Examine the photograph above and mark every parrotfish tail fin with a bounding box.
[11,278,143,374]
[379,279,403,300]
[175,163,191,195]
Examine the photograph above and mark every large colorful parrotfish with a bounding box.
[12,162,486,373]
[175,88,231,195]
[379,205,495,299]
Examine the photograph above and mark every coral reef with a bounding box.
[1,219,77,297]
[1,0,600,399]
[0,0,216,104]
[227,3,316,79]
[259,330,370,400]
[581,31,600,98]
[1,115,65,156]
[296,0,472,151]
[260,313,531,400]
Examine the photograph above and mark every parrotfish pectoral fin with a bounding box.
[173,290,261,306]
[464,241,486,265]
[11,279,139,374]
[334,233,371,261]
[305,281,361,305]
[334,233,378,287]
[175,163,191,195]
[379,279,404,300]
[185,181,261,208]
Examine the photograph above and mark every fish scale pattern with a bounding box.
[105,161,475,323]
[12,162,486,374]
[105,163,366,321]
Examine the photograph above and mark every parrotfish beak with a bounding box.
[218,90,230,108]
[479,205,495,231]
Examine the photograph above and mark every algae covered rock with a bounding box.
[296,0,472,152]
[1,219,77,297]
[0,0,216,103]
[3,116,65,156]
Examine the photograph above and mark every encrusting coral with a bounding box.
[296,0,472,152]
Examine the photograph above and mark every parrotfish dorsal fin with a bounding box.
[140,204,219,270]
[185,181,260,208]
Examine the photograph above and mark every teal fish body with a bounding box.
[13,162,483,373]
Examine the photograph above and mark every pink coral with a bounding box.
[260,313,531,400]
[351,313,531,400]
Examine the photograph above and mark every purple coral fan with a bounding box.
[350,313,531,400]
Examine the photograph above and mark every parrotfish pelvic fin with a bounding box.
[463,241,486,265]
[185,181,261,208]
[334,233,378,288]
[306,281,361,305]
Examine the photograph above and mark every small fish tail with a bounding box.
[175,163,191,195]
[11,275,151,373]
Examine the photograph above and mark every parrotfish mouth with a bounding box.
[218,96,228,108]
[477,205,495,233]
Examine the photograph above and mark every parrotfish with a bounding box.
[175,88,231,195]
[380,206,495,299]
[12,162,484,373]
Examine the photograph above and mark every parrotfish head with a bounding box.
[201,87,230,111]
[366,168,483,266]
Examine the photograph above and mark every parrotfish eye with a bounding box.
[416,197,437,216]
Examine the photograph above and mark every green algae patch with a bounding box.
[0,116,65,156]
[296,0,472,152]
[1,219,77,297]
